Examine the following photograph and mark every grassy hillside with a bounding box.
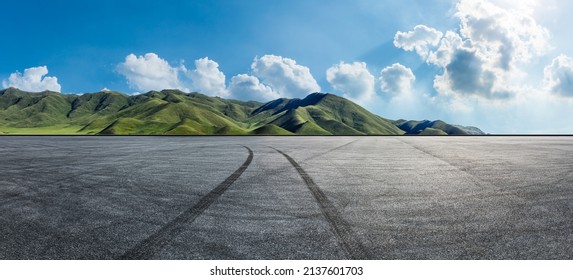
[0,87,481,135]
[0,88,262,135]
[250,93,404,135]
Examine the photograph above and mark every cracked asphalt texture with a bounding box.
[1,136,572,259]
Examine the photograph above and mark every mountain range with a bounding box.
[0,87,484,135]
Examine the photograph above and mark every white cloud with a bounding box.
[456,0,550,68]
[544,55,573,97]
[116,53,187,92]
[115,53,319,100]
[188,57,229,97]
[326,61,376,103]
[488,0,540,17]
[374,0,573,133]
[228,74,280,101]
[426,31,465,67]
[251,54,320,97]
[395,0,551,100]
[2,66,61,92]
[379,63,416,96]
[433,48,510,99]
[393,25,443,58]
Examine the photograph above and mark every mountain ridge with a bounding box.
[394,119,485,135]
[0,87,484,135]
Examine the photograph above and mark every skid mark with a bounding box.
[273,148,370,260]
[117,146,254,260]
[302,140,359,162]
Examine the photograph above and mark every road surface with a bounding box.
[1,136,572,259]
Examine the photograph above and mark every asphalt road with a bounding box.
[1,136,572,259]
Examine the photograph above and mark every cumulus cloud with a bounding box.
[379,63,416,96]
[426,31,466,67]
[228,74,280,101]
[456,0,550,68]
[188,57,229,97]
[326,61,376,102]
[544,55,573,97]
[2,66,61,92]
[114,53,321,100]
[394,25,443,58]
[435,48,504,98]
[395,0,551,100]
[251,55,320,97]
[116,53,187,92]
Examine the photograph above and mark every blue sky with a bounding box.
[2,0,573,133]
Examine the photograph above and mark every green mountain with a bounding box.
[0,87,482,135]
[0,88,261,135]
[394,119,485,135]
[249,92,403,135]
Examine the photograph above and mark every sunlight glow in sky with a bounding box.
[2,0,572,133]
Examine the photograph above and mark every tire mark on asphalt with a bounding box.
[395,138,513,196]
[302,139,359,162]
[273,148,370,260]
[117,145,254,260]
[399,138,573,196]
[241,140,358,183]
[397,138,493,180]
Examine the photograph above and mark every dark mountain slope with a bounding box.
[395,119,485,135]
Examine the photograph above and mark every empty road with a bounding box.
[1,136,572,259]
